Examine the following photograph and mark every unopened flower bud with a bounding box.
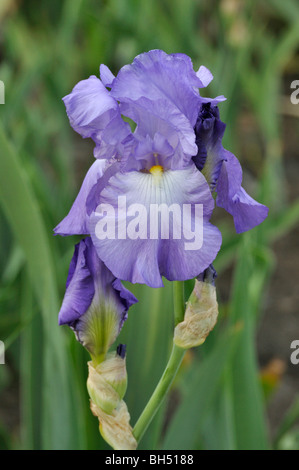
[90,400,137,450]
[87,346,128,415]
[174,265,218,349]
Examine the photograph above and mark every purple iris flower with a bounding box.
[58,237,137,360]
[193,102,269,233]
[55,50,268,288]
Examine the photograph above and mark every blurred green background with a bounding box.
[0,0,299,450]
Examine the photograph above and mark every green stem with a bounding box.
[133,281,186,444]
[133,343,185,444]
[173,281,185,326]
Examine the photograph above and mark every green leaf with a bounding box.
[228,236,270,450]
[274,395,299,448]
[0,125,82,449]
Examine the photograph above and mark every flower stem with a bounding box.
[173,281,185,326]
[132,281,186,445]
[132,343,185,444]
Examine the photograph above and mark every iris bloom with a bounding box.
[58,237,137,362]
[193,103,268,233]
[55,50,268,288]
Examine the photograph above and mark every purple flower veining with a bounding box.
[55,50,268,288]
[58,237,137,359]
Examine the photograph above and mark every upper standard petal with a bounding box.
[110,50,210,127]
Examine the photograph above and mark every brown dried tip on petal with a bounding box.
[173,280,218,349]
[90,400,137,450]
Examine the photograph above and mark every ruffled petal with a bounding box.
[216,153,269,233]
[63,76,119,138]
[120,97,197,168]
[111,50,208,126]
[88,165,222,288]
[63,76,133,161]
[54,159,107,236]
